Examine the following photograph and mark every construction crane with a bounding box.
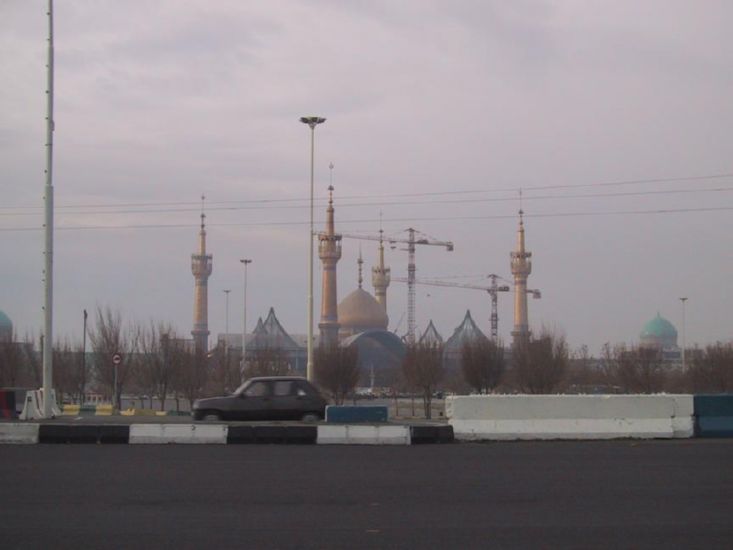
[341,228,453,344]
[392,274,541,340]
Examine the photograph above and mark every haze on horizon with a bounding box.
[1,0,731,356]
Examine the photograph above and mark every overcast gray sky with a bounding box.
[2,0,732,355]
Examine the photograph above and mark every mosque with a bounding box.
[639,313,682,362]
[196,186,540,380]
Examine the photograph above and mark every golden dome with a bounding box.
[338,288,388,334]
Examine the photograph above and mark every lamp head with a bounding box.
[300,116,326,128]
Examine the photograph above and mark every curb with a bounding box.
[0,423,454,445]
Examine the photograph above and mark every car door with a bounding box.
[270,380,300,420]
[231,380,273,420]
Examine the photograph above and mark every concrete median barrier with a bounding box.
[326,405,388,423]
[317,424,410,445]
[0,423,38,444]
[410,424,454,444]
[129,423,227,444]
[694,394,733,437]
[38,424,130,444]
[446,395,694,440]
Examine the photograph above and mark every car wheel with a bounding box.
[202,411,221,421]
[301,412,320,423]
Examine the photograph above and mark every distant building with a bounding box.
[639,313,681,362]
[0,309,12,343]
[218,307,306,373]
[443,310,491,370]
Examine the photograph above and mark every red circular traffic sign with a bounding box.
[112,353,122,365]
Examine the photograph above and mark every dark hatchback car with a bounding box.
[192,376,327,422]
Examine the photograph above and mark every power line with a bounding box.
[3,185,733,217]
[2,205,732,233]
[2,172,732,212]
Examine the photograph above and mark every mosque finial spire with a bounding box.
[318,173,342,345]
[192,194,213,353]
[372,210,391,312]
[511,198,532,348]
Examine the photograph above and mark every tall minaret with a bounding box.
[318,182,342,345]
[191,196,213,353]
[510,208,532,347]
[372,227,390,313]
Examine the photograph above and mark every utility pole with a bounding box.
[680,297,688,370]
[240,259,252,385]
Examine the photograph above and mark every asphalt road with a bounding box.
[2,440,732,549]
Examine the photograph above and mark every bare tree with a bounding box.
[513,330,569,394]
[461,338,505,394]
[206,340,241,395]
[688,342,733,393]
[603,344,665,394]
[88,306,137,409]
[136,322,179,410]
[245,346,293,378]
[402,342,444,419]
[314,344,359,405]
[52,340,83,402]
[173,345,207,409]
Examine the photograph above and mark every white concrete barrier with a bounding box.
[129,423,227,444]
[668,394,694,438]
[0,423,39,444]
[317,425,411,445]
[446,395,694,440]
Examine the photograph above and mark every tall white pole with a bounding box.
[240,259,252,384]
[42,0,56,418]
[223,289,231,353]
[680,297,688,370]
[307,126,315,381]
[300,116,325,381]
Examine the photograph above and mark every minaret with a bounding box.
[357,248,364,288]
[372,227,390,313]
[191,196,213,353]
[318,182,342,345]
[510,208,532,347]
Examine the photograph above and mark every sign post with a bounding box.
[112,352,122,411]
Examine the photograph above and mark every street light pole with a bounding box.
[680,297,688,370]
[240,259,252,385]
[300,116,326,381]
[42,0,56,418]
[223,289,231,359]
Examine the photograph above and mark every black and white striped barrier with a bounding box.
[0,423,454,445]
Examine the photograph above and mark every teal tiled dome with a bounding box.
[640,313,677,349]
[0,309,12,342]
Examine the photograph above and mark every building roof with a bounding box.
[248,307,303,350]
[0,310,11,330]
[419,320,443,345]
[639,313,678,349]
[444,310,489,352]
[338,288,388,332]
[640,313,678,340]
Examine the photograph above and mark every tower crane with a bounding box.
[341,228,453,344]
[392,274,541,340]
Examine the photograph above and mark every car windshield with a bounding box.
[233,381,250,395]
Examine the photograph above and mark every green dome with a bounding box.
[0,309,12,342]
[0,310,11,330]
[640,313,677,348]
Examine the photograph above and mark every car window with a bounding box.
[273,381,294,397]
[296,381,316,396]
[243,381,269,397]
